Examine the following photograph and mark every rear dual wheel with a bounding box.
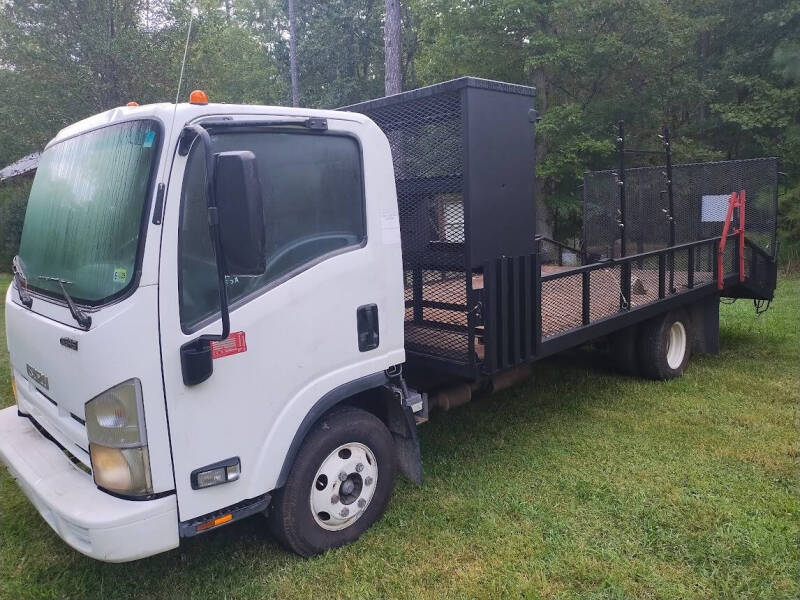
[638,309,692,380]
[268,406,396,557]
[611,309,692,380]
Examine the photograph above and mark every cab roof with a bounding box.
[49,102,372,148]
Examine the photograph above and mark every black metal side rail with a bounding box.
[538,235,734,282]
[482,233,742,374]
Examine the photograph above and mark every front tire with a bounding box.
[268,406,397,556]
[638,309,692,380]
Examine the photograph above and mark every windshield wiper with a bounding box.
[38,276,92,330]
[11,256,33,309]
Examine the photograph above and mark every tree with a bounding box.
[0,0,796,260]
[384,0,402,95]
[411,0,799,240]
[288,0,300,106]
[280,0,386,108]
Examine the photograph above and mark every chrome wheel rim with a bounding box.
[309,442,378,531]
[666,321,687,370]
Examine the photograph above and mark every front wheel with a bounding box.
[268,406,396,556]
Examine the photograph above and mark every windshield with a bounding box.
[17,119,161,305]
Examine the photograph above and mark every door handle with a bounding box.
[357,304,379,352]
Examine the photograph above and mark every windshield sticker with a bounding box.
[143,130,156,148]
[113,268,128,283]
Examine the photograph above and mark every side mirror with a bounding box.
[214,151,266,276]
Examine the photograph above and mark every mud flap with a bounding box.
[689,294,720,356]
[385,401,423,484]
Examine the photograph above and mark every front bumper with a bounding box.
[0,406,179,562]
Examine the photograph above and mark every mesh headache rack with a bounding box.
[342,77,538,377]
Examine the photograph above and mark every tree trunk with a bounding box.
[532,67,553,238]
[288,0,299,107]
[384,0,402,95]
[401,1,418,88]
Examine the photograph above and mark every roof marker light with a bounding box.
[189,90,209,105]
[126,102,139,107]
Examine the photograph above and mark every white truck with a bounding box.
[0,78,778,562]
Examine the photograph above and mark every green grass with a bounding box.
[1,272,798,599]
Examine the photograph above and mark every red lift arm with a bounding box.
[717,190,746,290]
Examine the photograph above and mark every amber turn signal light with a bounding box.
[196,513,232,532]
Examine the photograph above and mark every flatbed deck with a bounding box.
[401,232,767,378]
[405,264,712,360]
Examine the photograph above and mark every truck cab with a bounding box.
[1,96,413,560]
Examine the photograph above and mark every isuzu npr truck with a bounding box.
[0,78,777,561]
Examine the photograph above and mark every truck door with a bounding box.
[158,119,403,522]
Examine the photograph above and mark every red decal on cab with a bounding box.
[211,331,247,360]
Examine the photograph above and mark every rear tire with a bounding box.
[638,309,692,380]
[268,406,396,556]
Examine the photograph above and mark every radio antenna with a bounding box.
[174,5,195,106]
[159,4,197,185]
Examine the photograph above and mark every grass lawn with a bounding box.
[0,272,797,599]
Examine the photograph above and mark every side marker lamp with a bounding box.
[196,513,233,533]
[191,457,240,490]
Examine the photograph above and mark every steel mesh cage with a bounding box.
[342,77,537,374]
[349,90,469,364]
[583,158,779,260]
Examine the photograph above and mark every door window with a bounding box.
[179,130,365,330]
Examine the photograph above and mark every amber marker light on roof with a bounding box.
[189,90,209,105]
[126,102,139,107]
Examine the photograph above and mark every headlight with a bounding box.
[85,379,153,496]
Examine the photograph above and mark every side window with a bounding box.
[179,131,365,330]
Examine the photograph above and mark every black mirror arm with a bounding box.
[184,124,230,344]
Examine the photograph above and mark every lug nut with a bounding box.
[338,471,347,481]
[331,494,340,504]
[355,463,364,473]
[340,508,349,517]
[364,476,374,486]
[357,498,366,508]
